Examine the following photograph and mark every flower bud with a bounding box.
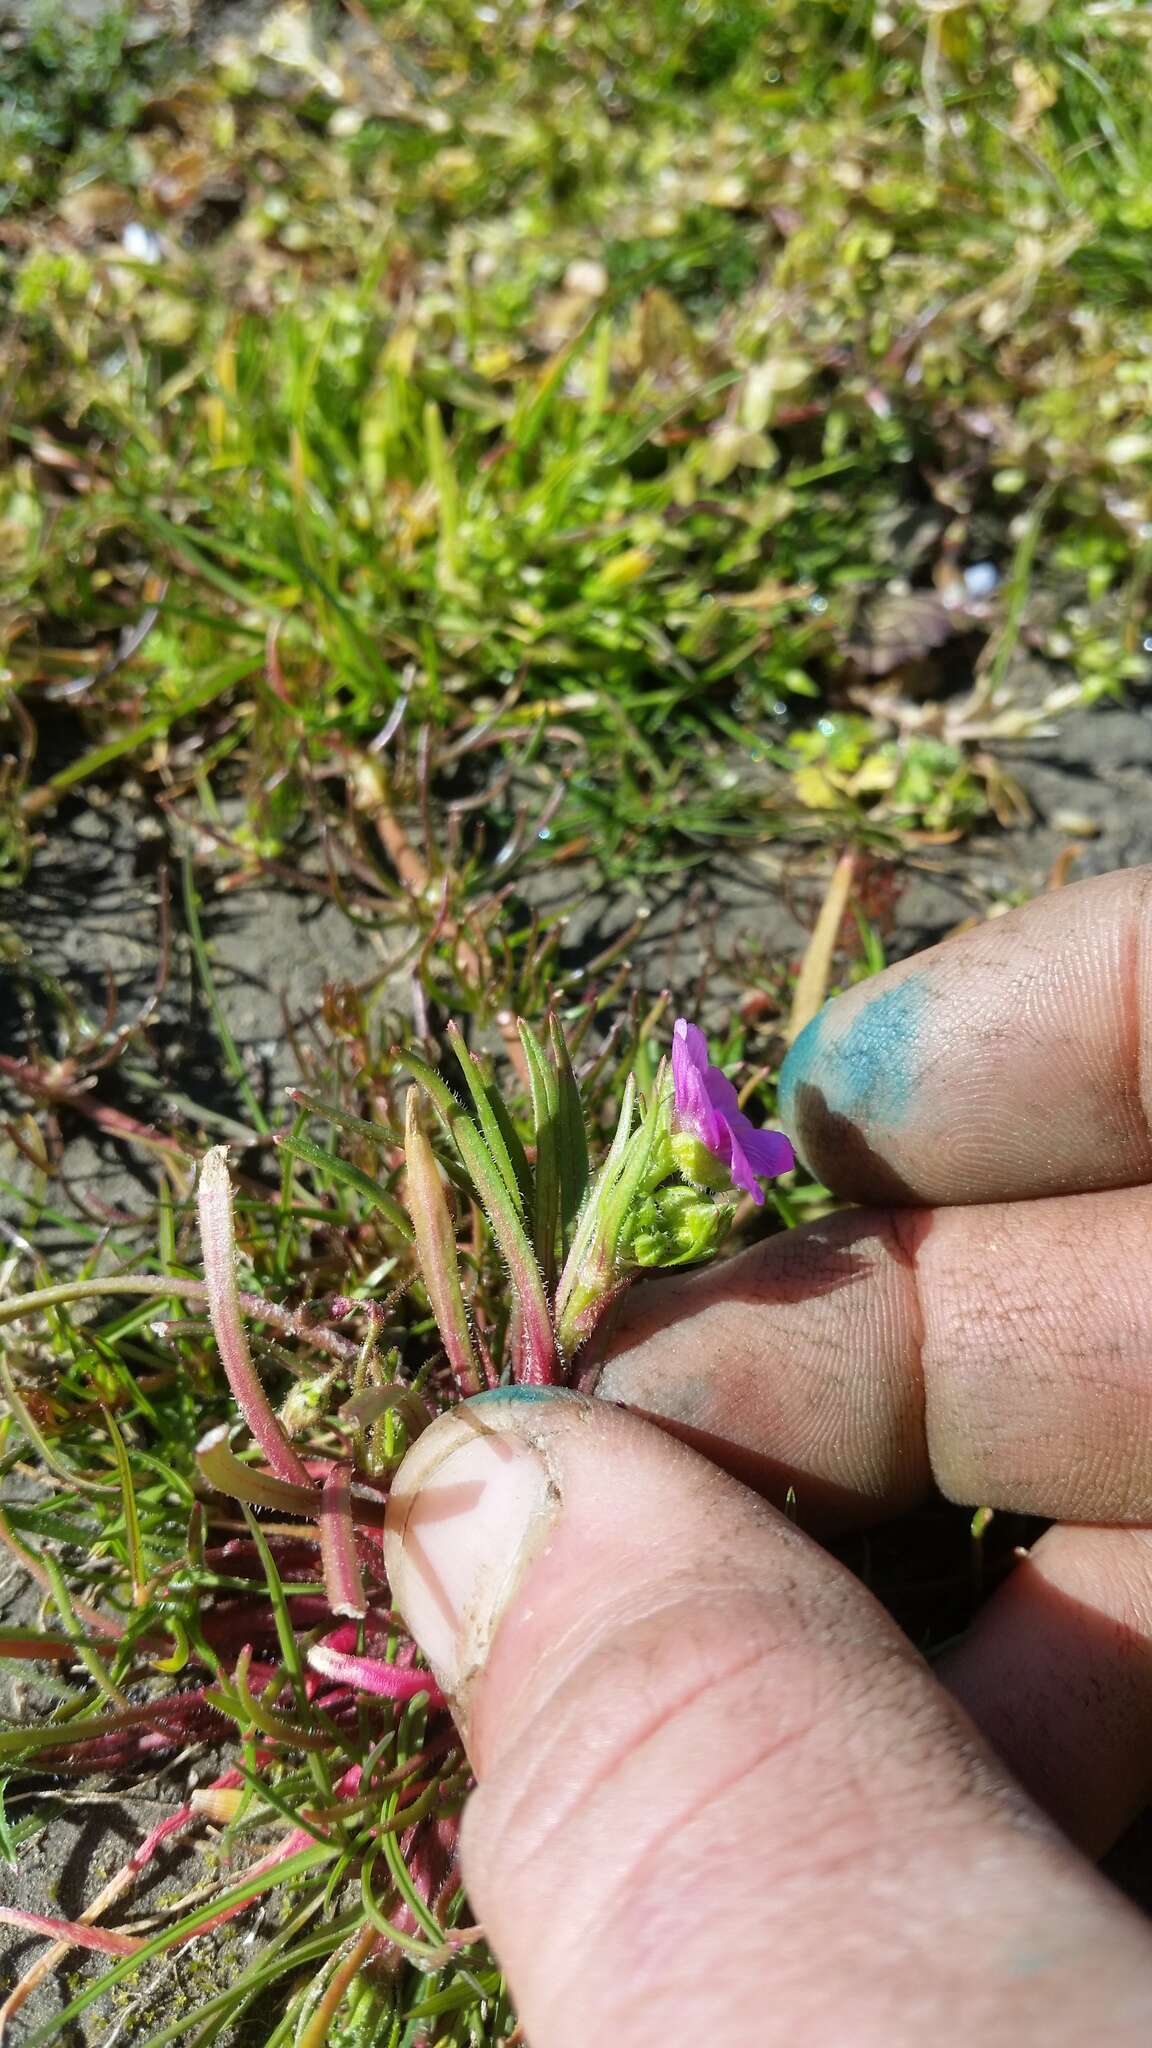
[622,1184,728,1268]
[670,1128,734,1193]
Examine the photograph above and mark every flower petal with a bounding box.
[731,1115,795,1179]
[672,1018,709,1107]
[677,1055,728,1155]
[701,1061,741,1120]
[724,1123,766,1205]
[671,1018,793,1201]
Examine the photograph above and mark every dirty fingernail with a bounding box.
[384,1403,557,1698]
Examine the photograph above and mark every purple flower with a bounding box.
[671,1019,794,1206]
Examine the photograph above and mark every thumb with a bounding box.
[384,1390,1152,2048]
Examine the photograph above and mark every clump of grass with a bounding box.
[4,1,1151,892]
[0,2,166,217]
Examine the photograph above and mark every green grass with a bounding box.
[4,0,1152,888]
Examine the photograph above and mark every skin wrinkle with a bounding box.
[475,1608,777,1870]
[481,1508,1022,1889]
[910,1186,1152,1509]
[943,1525,1152,1853]
[386,1376,1152,2045]
[476,1665,821,1998]
[475,1557,808,1765]
[533,1715,941,2022]
[472,1540,1128,2045]
[477,1611,945,1976]
[603,1176,1152,1520]
[599,1211,931,1519]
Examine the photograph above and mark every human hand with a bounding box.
[384,866,1152,2046]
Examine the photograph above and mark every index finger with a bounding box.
[779,864,1152,1205]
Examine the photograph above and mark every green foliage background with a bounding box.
[3,0,1152,882]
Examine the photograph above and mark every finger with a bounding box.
[941,1524,1152,1860]
[778,864,1152,1205]
[596,1181,1152,1523]
[385,1391,1152,2048]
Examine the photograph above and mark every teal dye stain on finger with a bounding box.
[777,1008,826,1136]
[779,973,927,1132]
[469,1385,564,1407]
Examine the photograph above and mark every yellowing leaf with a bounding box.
[591,547,652,592]
[793,763,842,810]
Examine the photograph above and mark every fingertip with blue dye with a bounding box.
[470,1384,567,1407]
[779,973,927,1144]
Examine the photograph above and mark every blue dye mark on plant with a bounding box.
[779,973,926,1131]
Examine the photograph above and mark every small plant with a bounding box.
[0,1011,792,2042]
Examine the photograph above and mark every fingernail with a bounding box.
[384,1401,558,1698]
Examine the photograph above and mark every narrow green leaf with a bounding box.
[484,1079,534,1210]
[399,1045,556,1381]
[554,1073,637,1352]
[517,1020,560,1290]
[450,1115,556,1385]
[126,508,280,610]
[445,1022,528,1219]
[391,1048,461,1128]
[133,1906,350,2048]
[25,657,259,809]
[0,1782,17,1866]
[276,1132,413,1242]
[239,1506,336,1805]
[288,1090,395,1148]
[102,1407,146,1606]
[21,1844,336,2046]
[548,1012,590,1244]
[196,1426,322,1519]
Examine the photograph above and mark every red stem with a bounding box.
[197,1148,311,1486]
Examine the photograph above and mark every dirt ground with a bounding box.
[7,695,1152,1224]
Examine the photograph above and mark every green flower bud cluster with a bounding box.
[622,1184,730,1269]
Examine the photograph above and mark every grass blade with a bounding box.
[101,1407,147,1607]
[275,1131,413,1241]
[20,1844,336,2046]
